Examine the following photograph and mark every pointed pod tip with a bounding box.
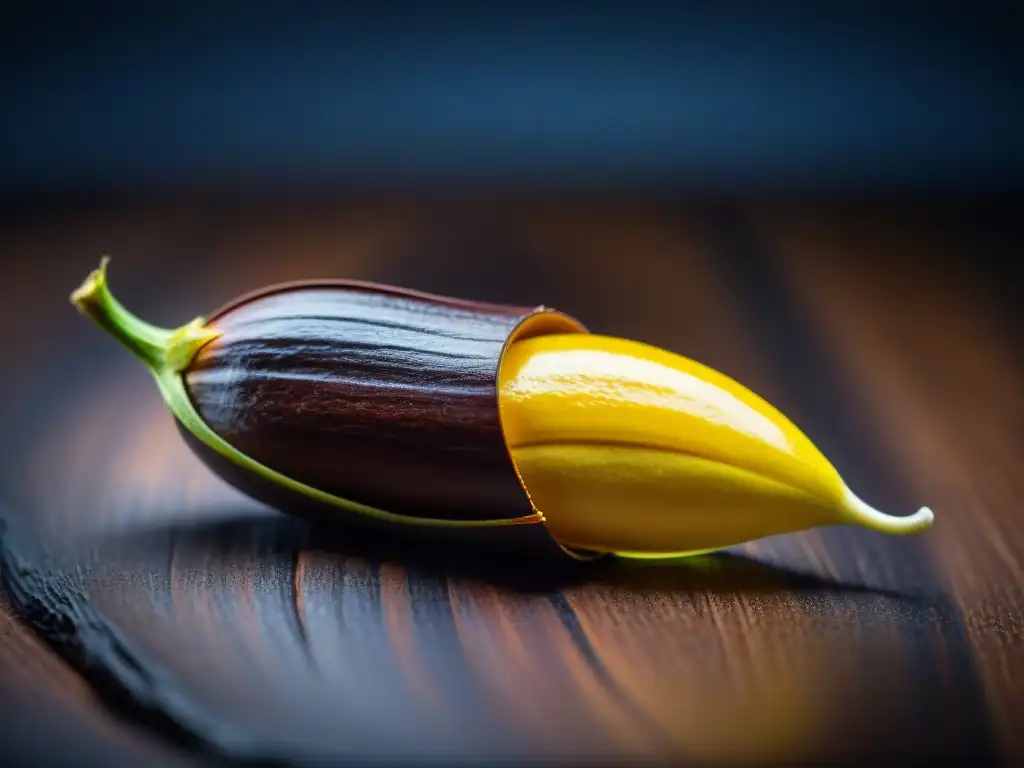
[842,486,935,535]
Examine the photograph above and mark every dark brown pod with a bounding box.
[70,259,592,558]
[185,278,587,522]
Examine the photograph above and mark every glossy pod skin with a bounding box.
[71,258,934,561]
[185,278,585,523]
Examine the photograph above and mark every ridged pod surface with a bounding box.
[71,258,933,560]
[184,279,586,524]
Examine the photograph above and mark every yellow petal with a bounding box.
[498,333,932,555]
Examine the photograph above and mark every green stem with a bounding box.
[70,256,220,373]
[69,257,554,534]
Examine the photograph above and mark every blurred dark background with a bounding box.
[2,2,1020,307]
[2,2,1020,195]
[2,1,1020,356]
[1,3,1022,766]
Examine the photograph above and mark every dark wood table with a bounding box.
[1,193,1020,765]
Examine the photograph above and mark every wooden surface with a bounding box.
[0,195,1020,765]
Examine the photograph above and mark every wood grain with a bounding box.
[757,202,1024,761]
[0,588,191,767]
[0,195,1019,766]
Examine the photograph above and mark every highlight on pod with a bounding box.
[71,257,934,560]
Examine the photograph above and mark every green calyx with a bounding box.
[70,257,222,375]
[70,258,547,532]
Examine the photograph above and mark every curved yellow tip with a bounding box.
[842,486,934,534]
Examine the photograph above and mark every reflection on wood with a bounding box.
[0,593,187,767]
[0,198,1019,765]
[762,205,1024,760]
